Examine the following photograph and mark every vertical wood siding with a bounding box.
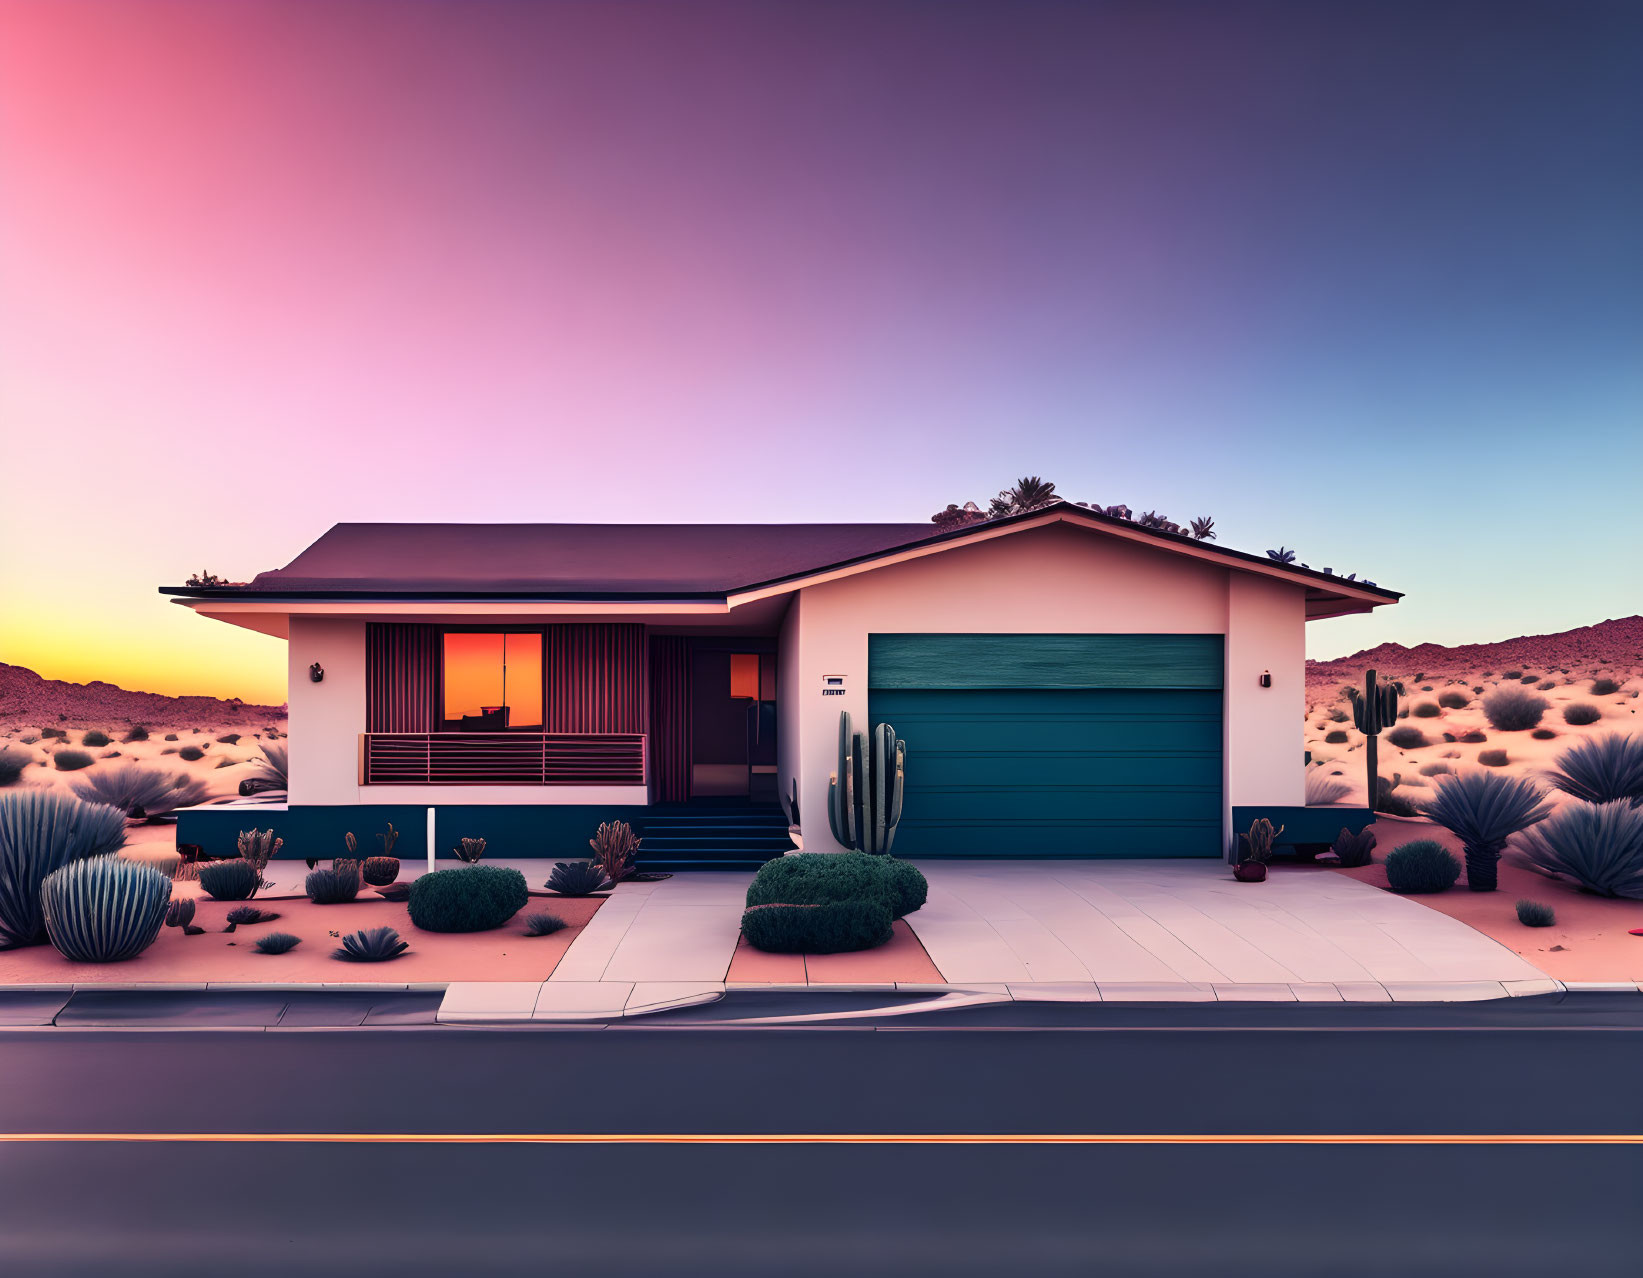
[365,623,439,732]
[544,623,647,734]
[647,635,692,803]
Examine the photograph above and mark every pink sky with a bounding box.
[2,2,1638,704]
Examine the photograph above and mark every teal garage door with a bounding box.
[868,635,1223,858]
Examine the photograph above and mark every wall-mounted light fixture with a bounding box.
[310,662,325,683]
[1259,670,1272,688]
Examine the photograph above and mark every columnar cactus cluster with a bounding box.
[827,711,905,854]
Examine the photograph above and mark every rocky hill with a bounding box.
[0,663,286,731]
[1307,616,1643,690]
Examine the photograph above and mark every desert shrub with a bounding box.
[1438,691,1470,710]
[0,748,31,787]
[333,926,409,962]
[40,727,67,740]
[1478,749,1509,767]
[165,898,196,929]
[198,858,261,901]
[18,734,39,745]
[1547,734,1643,806]
[452,837,487,865]
[409,865,528,932]
[1482,686,1549,732]
[1411,702,1441,718]
[255,932,301,954]
[176,746,205,762]
[1519,674,1540,685]
[1537,681,1556,691]
[746,852,927,919]
[1512,801,1643,898]
[1421,771,1552,892]
[1591,678,1622,696]
[1305,769,1352,805]
[1530,729,1558,741]
[1331,827,1376,868]
[121,726,150,743]
[163,733,178,742]
[53,750,95,771]
[225,905,279,925]
[362,856,399,886]
[545,861,611,896]
[305,867,361,905]
[588,820,641,883]
[0,790,128,946]
[1515,900,1556,927]
[80,730,112,748]
[1419,762,1451,777]
[216,733,241,744]
[1503,670,1522,680]
[69,764,211,818]
[1385,840,1461,894]
[1374,777,1421,818]
[1324,730,1349,744]
[242,744,288,795]
[1328,708,1349,723]
[741,898,894,953]
[1386,726,1429,749]
[1562,703,1602,726]
[40,856,170,962]
[523,911,568,937]
[1459,730,1488,744]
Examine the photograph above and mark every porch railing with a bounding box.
[360,733,647,787]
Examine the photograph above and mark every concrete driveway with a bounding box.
[904,860,1552,999]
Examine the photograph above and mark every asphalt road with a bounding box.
[2,997,1640,1276]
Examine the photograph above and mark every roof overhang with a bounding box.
[163,501,1399,631]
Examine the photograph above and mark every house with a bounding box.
[165,501,1398,866]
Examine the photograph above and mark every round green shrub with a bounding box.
[1591,678,1622,696]
[1386,725,1429,749]
[177,746,205,762]
[1438,691,1470,710]
[1324,730,1349,744]
[745,852,925,919]
[80,730,112,748]
[741,898,894,953]
[1411,702,1441,718]
[1418,762,1451,777]
[1385,840,1461,894]
[1563,703,1602,726]
[305,867,361,904]
[198,858,261,901]
[408,865,528,932]
[1478,749,1510,767]
[1530,729,1557,741]
[53,750,95,771]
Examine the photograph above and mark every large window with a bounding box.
[442,632,542,729]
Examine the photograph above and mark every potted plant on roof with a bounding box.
[1233,817,1284,882]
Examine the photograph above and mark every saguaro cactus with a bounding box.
[1346,669,1401,811]
[827,711,905,854]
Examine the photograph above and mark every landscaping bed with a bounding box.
[725,921,942,984]
[0,878,606,985]
[1330,816,1643,982]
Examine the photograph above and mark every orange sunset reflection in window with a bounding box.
[443,632,542,727]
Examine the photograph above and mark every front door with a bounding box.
[689,644,778,801]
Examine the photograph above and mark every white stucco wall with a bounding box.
[785,523,1309,853]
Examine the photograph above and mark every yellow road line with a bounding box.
[1,1132,1638,1145]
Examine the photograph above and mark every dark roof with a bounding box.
[158,502,1401,606]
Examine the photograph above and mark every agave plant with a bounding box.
[1420,771,1553,892]
[1331,826,1376,869]
[238,743,288,799]
[1266,547,1297,564]
[197,858,262,901]
[41,856,171,962]
[1304,768,1352,806]
[546,860,611,897]
[1546,734,1643,807]
[164,897,197,929]
[0,790,128,948]
[332,926,409,962]
[225,905,279,925]
[305,867,361,905]
[1189,516,1216,541]
[254,931,300,955]
[1511,801,1643,899]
